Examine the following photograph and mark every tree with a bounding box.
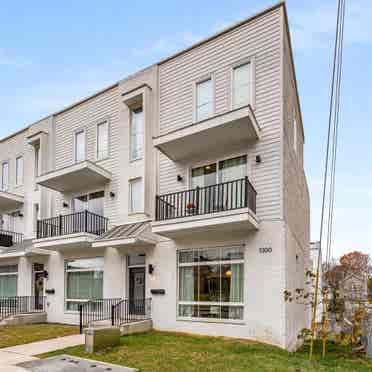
[339,251,371,277]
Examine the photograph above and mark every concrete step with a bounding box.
[0,312,47,326]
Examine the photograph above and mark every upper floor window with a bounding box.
[130,108,143,161]
[73,191,104,216]
[1,162,9,191]
[16,156,23,186]
[34,145,40,178]
[196,78,213,121]
[293,113,298,153]
[232,62,251,109]
[75,130,85,163]
[97,121,109,160]
[129,178,143,213]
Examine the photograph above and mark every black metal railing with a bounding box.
[111,298,152,327]
[79,298,122,334]
[155,177,256,221]
[0,230,23,247]
[0,296,46,321]
[37,210,109,239]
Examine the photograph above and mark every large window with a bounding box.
[97,121,109,160]
[129,178,143,213]
[1,162,9,191]
[196,78,213,121]
[16,156,23,186]
[74,130,85,163]
[232,62,251,109]
[0,265,18,297]
[65,258,104,311]
[130,108,144,161]
[73,191,104,216]
[191,155,247,188]
[178,246,244,321]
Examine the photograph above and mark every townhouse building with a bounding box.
[0,2,309,350]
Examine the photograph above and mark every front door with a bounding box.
[33,264,44,310]
[129,267,145,314]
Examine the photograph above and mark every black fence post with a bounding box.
[79,304,83,334]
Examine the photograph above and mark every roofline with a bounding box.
[1,1,287,144]
[281,3,305,142]
[158,1,285,65]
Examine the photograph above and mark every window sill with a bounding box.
[129,157,143,163]
[177,316,245,325]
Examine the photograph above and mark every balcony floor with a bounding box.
[152,207,258,239]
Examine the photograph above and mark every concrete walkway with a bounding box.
[0,334,84,371]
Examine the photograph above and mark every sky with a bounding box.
[1,0,371,260]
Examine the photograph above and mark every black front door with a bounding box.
[129,267,145,314]
[34,270,44,310]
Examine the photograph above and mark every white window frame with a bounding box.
[129,177,144,213]
[230,57,255,111]
[96,120,110,161]
[72,189,105,215]
[15,156,24,186]
[1,161,9,191]
[177,245,245,323]
[0,265,18,297]
[188,153,249,188]
[74,128,86,163]
[64,257,104,312]
[194,74,215,122]
[293,110,298,154]
[130,107,144,162]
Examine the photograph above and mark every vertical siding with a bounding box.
[158,8,283,220]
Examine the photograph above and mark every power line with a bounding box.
[309,0,346,360]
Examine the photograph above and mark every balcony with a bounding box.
[36,161,111,193]
[34,210,108,251]
[0,230,23,248]
[0,191,24,212]
[154,105,260,162]
[152,177,258,239]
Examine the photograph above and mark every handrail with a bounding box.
[79,298,122,334]
[0,230,23,247]
[156,177,256,221]
[111,298,152,327]
[0,296,45,321]
[37,210,109,239]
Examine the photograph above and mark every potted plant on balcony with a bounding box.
[186,202,196,214]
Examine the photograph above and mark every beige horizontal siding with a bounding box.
[158,8,282,220]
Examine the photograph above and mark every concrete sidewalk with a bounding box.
[0,334,84,371]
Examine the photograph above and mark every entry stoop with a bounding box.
[0,312,47,326]
[120,319,152,335]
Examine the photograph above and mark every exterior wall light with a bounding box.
[148,264,154,275]
[62,202,69,208]
[177,175,183,182]
[256,155,262,163]
[109,191,116,198]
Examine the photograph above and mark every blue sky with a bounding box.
[1,0,371,259]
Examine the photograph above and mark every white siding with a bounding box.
[158,8,283,220]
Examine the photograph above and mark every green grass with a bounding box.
[40,330,372,371]
[0,324,79,349]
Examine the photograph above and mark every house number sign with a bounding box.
[259,247,272,253]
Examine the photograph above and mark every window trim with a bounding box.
[64,257,104,313]
[95,119,110,161]
[230,57,256,111]
[176,245,245,324]
[129,107,144,162]
[188,153,249,189]
[293,109,298,154]
[15,155,24,187]
[193,73,216,123]
[1,161,9,191]
[128,177,144,214]
[73,128,87,163]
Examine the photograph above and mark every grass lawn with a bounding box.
[0,324,79,349]
[40,330,372,372]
